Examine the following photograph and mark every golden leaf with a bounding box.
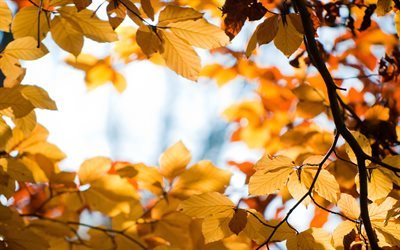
[19,85,57,110]
[51,16,84,57]
[178,192,235,218]
[286,228,335,250]
[82,175,139,216]
[158,6,203,26]
[0,87,34,118]
[78,157,112,184]
[168,19,229,49]
[170,160,232,198]
[59,6,118,42]
[202,209,234,243]
[73,0,91,11]
[355,169,392,201]
[13,111,37,136]
[134,163,164,195]
[11,6,49,40]
[364,105,390,122]
[0,0,12,32]
[249,155,295,195]
[287,171,311,206]
[337,193,360,220]
[302,167,340,204]
[159,140,191,180]
[292,84,327,119]
[160,30,201,81]
[345,131,371,165]
[0,118,12,151]
[3,37,48,60]
[0,158,35,182]
[332,220,355,249]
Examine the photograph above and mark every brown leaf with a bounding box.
[228,208,248,235]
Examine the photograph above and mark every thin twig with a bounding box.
[309,194,358,223]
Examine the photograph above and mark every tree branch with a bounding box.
[293,0,379,248]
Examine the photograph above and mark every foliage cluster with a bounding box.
[1,0,400,249]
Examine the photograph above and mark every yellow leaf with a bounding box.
[287,171,311,206]
[345,131,371,165]
[381,155,400,186]
[274,14,303,57]
[0,0,12,32]
[168,19,229,49]
[249,166,293,195]
[19,156,48,182]
[4,37,48,60]
[202,209,234,243]
[160,30,201,81]
[256,15,279,45]
[159,140,191,180]
[119,0,142,26]
[11,6,50,40]
[302,168,340,204]
[22,142,66,161]
[0,158,34,182]
[51,16,84,57]
[78,157,112,184]
[369,197,397,220]
[158,6,203,26]
[82,175,139,216]
[332,220,356,249]
[292,84,327,119]
[365,105,390,122]
[170,160,231,198]
[356,169,392,201]
[19,85,57,110]
[178,192,235,218]
[0,87,34,118]
[88,229,114,250]
[59,6,118,42]
[134,163,164,195]
[373,220,400,247]
[337,193,360,220]
[136,25,162,56]
[286,228,335,250]
[154,212,192,248]
[13,111,37,136]
[249,155,295,195]
[0,54,25,80]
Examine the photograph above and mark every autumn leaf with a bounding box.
[11,6,50,40]
[159,140,191,180]
[58,6,118,42]
[51,16,84,57]
[167,19,229,49]
[158,6,203,26]
[0,0,12,32]
[178,192,235,218]
[160,30,201,81]
[274,14,304,57]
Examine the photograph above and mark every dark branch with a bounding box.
[293,0,379,248]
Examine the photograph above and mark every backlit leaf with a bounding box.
[11,6,49,40]
[51,16,84,57]
[160,30,201,81]
[159,140,191,180]
[0,0,12,32]
[274,14,303,57]
[158,6,203,26]
[178,192,235,218]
